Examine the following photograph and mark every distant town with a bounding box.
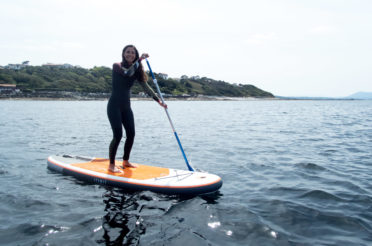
[0,61,80,70]
[0,61,199,81]
[0,60,276,100]
[1,61,371,100]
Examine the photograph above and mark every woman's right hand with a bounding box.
[140,53,149,60]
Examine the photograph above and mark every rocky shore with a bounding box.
[0,91,277,101]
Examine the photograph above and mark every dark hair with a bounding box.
[122,45,147,82]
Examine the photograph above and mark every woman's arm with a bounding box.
[138,80,160,102]
[137,53,167,108]
[138,81,168,108]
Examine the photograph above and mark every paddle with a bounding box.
[145,59,195,172]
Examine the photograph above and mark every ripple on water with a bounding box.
[0,223,70,245]
[299,189,346,202]
[296,162,328,171]
[255,198,372,245]
[0,168,8,175]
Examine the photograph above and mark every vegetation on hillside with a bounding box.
[0,66,274,97]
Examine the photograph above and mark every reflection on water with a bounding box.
[100,189,145,245]
[98,188,221,245]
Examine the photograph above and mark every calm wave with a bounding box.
[0,99,371,245]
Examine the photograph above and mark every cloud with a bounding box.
[245,32,278,45]
[308,25,337,35]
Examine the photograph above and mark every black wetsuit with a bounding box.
[107,61,159,164]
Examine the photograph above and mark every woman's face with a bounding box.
[123,47,137,64]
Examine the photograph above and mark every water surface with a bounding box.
[0,99,371,245]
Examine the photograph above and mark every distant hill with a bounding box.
[275,96,337,100]
[0,66,274,98]
[345,92,372,99]
[276,92,372,100]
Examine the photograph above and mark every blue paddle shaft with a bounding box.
[145,59,195,172]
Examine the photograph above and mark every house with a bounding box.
[0,83,19,93]
[5,61,30,70]
[5,64,23,70]
[62,63,74,68]
[42,63,74,68]
[158,73,168,80]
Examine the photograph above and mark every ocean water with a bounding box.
[0,99,371,245]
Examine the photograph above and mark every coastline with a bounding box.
[1,95,363,101]
[0,96,279,101]
[1,93,363,101]
[0,92,278,101]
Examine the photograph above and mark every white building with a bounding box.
[5,61,30,70]
[158,73,168,80]
[0,84,19,93]
[42,63,74,68]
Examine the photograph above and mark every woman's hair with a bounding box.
[122,45,147,82]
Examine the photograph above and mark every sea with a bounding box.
[0,99,371,246]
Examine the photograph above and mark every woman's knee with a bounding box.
[112,127,123,140]
[126,130,135,141]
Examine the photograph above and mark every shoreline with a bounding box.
[0,94,363,101]
[0,96,361,101]
[0,96,279,101]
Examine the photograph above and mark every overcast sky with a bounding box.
[1,0,371,97]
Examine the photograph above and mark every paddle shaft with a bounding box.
[145,59,195,172]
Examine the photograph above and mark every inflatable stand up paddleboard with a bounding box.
[47,155,222,195]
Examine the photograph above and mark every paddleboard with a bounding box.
[47,155,222,195]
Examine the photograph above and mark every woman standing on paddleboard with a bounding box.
[107,45,167,173]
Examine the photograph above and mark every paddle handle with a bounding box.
[145,59,195,172]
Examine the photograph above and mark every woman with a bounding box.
[107,45,167,173]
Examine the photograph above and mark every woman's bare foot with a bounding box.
[108,164,122,173]
[122,160,138,168]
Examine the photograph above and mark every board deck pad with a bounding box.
[47,155,222,195]
[73,159,170,180]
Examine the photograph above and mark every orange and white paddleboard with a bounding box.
[47,155,222,195]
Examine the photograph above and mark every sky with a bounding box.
[1,0,371,97]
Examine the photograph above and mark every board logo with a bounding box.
[93,178,107,185]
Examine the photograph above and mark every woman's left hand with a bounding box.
[158,101,168,109]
